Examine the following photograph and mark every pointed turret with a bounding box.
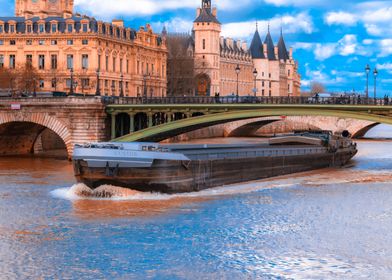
[264,24,276,60]
[277,27,290,61]
[161,25,167,37]
[250,24,264,59]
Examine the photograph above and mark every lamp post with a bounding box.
[69,68,74,95]
[235,64,241,102]
[33,77,36,98]
[95,69,101,96]
[253,68,258,97]
[365,64,370,100]
[374,68,378,103]
[120,73,124,97]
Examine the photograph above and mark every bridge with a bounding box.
[0,96,391,158]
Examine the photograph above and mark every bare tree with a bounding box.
[0,67,17,96]
[14,63,41,96]
[310,82,326,95]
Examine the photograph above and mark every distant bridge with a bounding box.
[108,101,392,142]
[0,96,391,159]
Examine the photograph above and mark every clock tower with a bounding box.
[15,0,74,18]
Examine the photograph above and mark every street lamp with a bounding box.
[374,68,378,103]
[69,68,74,95]
[235,64,241,102]
[365,64,370,99]
[120,73,124,97]
[253,68,258,97]
[95,69,101,96]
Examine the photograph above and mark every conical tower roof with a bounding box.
[250,28,264,59]
[264,25,276,60]
[277,29,289,61]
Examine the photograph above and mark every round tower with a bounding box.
[193,0,221,96]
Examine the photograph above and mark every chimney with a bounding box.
[196,8,201,17]
[242,42,247,51]
[274,46,278,60]
[112,19,124,27]
[263,43,267,58]
[236,40,241,50]
[220,36,224,46]
[289,47,293,60]
[212,7,217,17]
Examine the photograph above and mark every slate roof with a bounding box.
[249,29,264,59]
[277,32,290,61]
[194,8,220,24]
[264,30,276,60]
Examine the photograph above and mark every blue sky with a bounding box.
[1,0,391,95]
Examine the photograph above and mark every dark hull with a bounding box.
[74,148,357,193]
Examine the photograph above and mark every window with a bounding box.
[120,59,123,73]
[82,39,88,45]
[105,56,109,71]
[146,63,149,74]
[27,25,32,33]
[38,55,45,70]
[67,40,73,45]
[262,89,265,96]
[152,64,154,75]
[39,40,44,45]
[0,55,4,68]
[82,78,89,87]
[0,25,3,33]
[66,79,71,88]
[113,57,116,72]
[203,39,206,50]
[105,80,108,87]
[262,81,265,87]
[39,80,44,88]
[67,54,73,69]
[26,54,32,66]
[51,78,57,88]
[98,54,101,70]
[51,55,57,70]
[0,40,3,45]
[26,40,32,45]
[51,23,57,33]
[67,23,73,32]
[82,23,88,32]
[137,61,140,74]
[10,40,15,45]
[39,24,44,33]
[126,60,129,74]
[9,55,15,69]
[288,70,290,77]
[269,73,271,78]
[10,25,15,33]
[51,40,57,45]
[82,54,88,69]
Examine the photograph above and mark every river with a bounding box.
[1,127,392,279]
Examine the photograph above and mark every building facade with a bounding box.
[166,0,301,97]
[0,0,167,96]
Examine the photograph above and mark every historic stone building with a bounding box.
[166,0,301,97]
[0,0,167,96]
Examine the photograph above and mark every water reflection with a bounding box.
[0,140,392,278]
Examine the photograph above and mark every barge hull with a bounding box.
[74,148,356,193]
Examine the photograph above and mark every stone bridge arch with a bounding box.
[0,112,73,158]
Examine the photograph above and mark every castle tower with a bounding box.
[15,0,74,18]
[193,0,221,96]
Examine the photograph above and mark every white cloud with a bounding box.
[264,0,324,7]
[152,18,193,34]
[74,0,250,19]
[221,12,314,39]
[379,39,392,57]
[314,44,336,60]
[325,11,357,26]
[377,63,392,73]
[338,34,357,56]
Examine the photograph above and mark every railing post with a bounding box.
[129,113,135,133]
[111,112,117,140]
[148,112,153,128]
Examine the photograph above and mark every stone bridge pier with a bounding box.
[0,97,108,159]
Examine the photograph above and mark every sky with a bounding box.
[1,0,391,95]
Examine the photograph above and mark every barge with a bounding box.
[72,131,357,193]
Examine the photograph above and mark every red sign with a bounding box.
[11,104,21,110]
[280,116,287,119]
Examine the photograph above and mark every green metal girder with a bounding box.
[113,108,392,142]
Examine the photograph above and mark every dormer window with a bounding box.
[27,25,32,33]
[51,23,57,33]
[39,24,45,33]
[82,23,88,32]
[10,25,15,33]
[67,23,73,32]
